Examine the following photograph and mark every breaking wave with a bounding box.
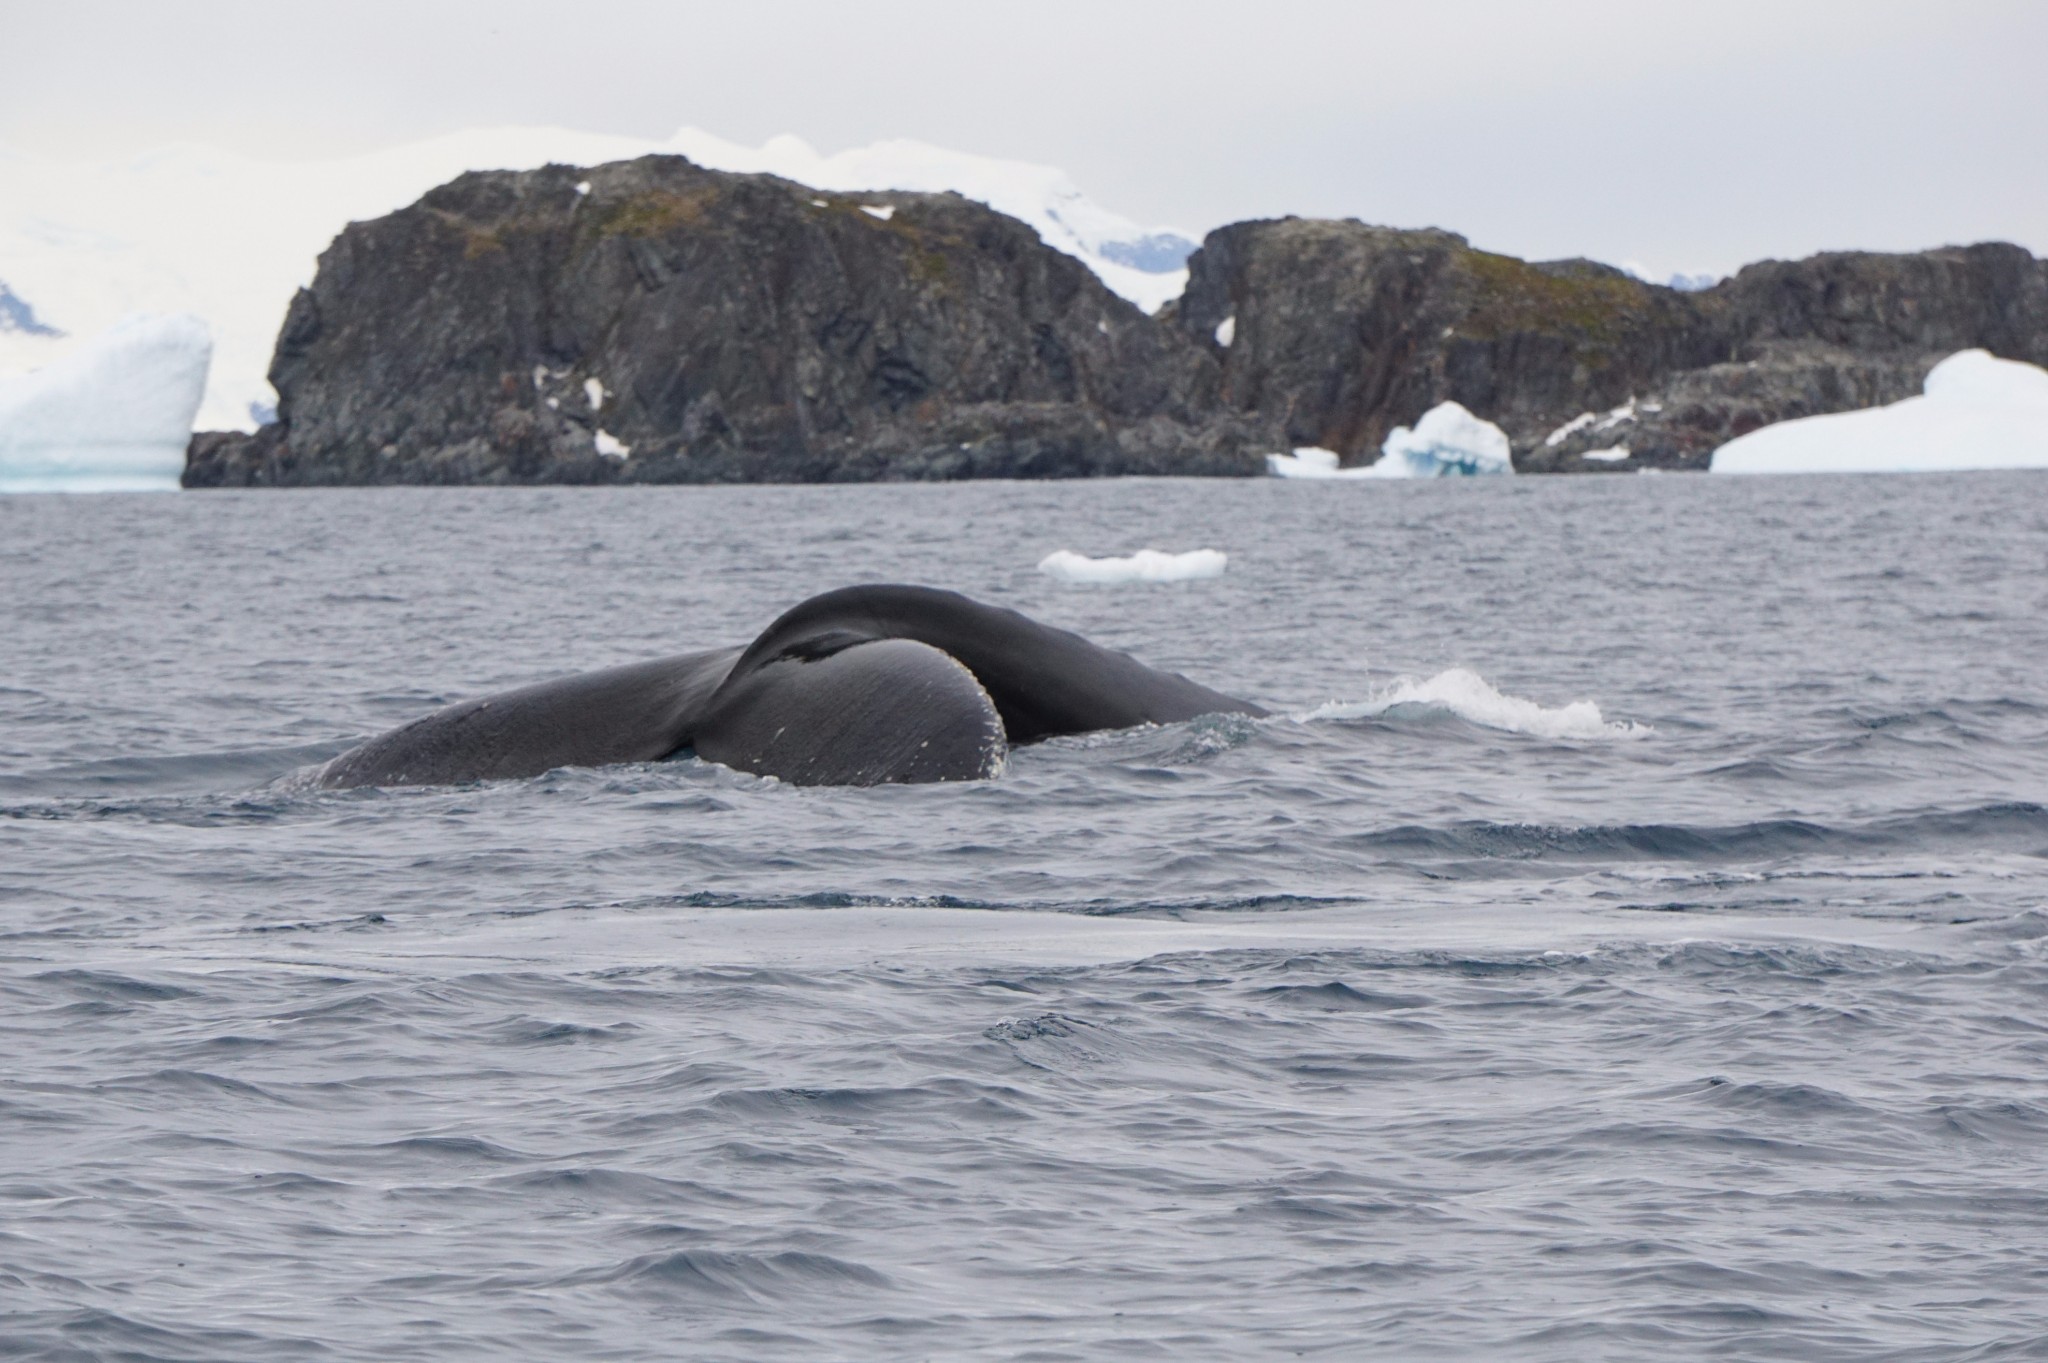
[1303,667,1647,740]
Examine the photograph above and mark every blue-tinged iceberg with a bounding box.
[1711,350,2048,475]
[0,313,211,492]
[1267,402,1514,479]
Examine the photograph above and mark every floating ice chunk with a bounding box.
[0,312,211,492]
[593,429,629,458]
[1214,315,1235,347]
[1711,350,2048,474]
[861,205,896,221]
[584,377,604,411]
[1266,446,1344,478]
[1268,404,1514,479]
[1307,668,1646,740]
[1581,445,1631,462]
[1037,548,1227,583]
[1372,403,1514,477]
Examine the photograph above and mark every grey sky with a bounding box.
[7,0,2043,276]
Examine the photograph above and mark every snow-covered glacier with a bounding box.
[0,128,1197,436]
[1711,350,2048,474]
[1267,402,1515,479]
[0,313,211,492]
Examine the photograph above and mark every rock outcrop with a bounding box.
[1169,223,2048,471]
[184,157,2048,485]
[186,155,1278,487]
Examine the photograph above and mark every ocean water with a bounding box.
[3,473,2046,1361]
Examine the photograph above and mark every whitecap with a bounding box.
[1304,667,1647,740]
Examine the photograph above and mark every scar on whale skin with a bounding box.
[310,584,1265,789]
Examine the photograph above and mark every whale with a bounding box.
[311,584,1264,789]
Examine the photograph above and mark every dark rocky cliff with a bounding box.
[187,156,1278,487]
[1169,222,2047,471]
[185,158,2047,486]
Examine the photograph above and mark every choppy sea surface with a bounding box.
[4,473,2047,1361]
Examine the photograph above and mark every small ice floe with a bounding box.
[584,377,605,411]
[1214,315,1236,347]
[593,429,630,459]
[1266,402,1514,479]
[0,311,212,493]
[1266,446,1346,477]
[1581,445,1631,462]
[1306,668,1647,740]
[1711,349,2048,474]
[861,205,896,221]
[1037,548,1227,583]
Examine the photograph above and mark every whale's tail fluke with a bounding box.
[313,585,1259,789]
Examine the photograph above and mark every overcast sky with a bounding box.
[7,0,2043,276]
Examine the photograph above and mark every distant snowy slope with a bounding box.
[0,278,61,336]
[0,277,67,387]
[0,129,1197,433]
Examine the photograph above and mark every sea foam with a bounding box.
[1306,668,1645,740]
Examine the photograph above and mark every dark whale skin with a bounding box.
[310,585,1263,789]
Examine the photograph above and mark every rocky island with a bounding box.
[185,155,2048,486]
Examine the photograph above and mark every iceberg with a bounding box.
[1266,402,1515,479]
[1037,548,1227,583]
[1,127,1197,434]
[1710,350,2048,475]
[0,312,211,492]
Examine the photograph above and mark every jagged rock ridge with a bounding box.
[188,156,1278,486]
[1168,220,2047,470]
